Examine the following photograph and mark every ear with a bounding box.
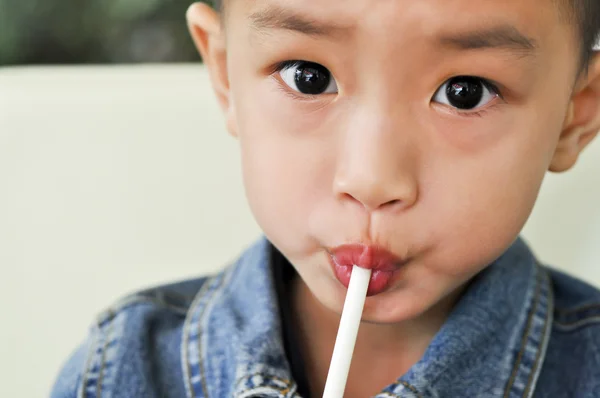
[186,2,238,137]
[550,52,600,172]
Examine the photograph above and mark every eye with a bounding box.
[433,76,499,110]
[278,61,338,95]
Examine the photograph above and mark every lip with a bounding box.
[328,244,405,296]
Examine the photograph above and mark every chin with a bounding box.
[361,291,432,323]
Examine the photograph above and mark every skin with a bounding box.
[187,0,600,396]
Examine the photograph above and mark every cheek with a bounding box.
[232,81,332,253]
[421,110,563,275]
[426,166,540,276]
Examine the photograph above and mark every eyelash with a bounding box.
[272,61,506,115]
[446,80,503,118]
[273,60,302,73]
[272,60,325,102]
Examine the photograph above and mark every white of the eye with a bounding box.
[279,64,338,94]
[433,80,496,109]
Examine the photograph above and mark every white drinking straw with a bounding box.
[322,265,372,398]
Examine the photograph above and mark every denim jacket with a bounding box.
[51,237,600,397]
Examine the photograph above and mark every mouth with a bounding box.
[327,244,407,296]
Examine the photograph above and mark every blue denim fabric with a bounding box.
[51,237,600,397]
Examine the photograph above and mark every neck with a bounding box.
[291,278,462,398]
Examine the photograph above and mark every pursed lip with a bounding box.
[328,244,404,271]
[327,244,407,296]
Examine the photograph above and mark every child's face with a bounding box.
[192,0,599,322]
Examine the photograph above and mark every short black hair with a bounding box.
[571,0,600,71]
[209,0,599,70]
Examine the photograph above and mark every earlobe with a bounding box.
[550,53,600,172]
[187,3,238,137]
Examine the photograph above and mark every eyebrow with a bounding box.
[438,25,538,57]
[248,6,351,37]
[248,7,538,58]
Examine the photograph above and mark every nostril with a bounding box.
[342,192,360,203]
[341,192,403,211]
[384,199,401,207]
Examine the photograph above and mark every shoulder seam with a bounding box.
[554,316,600,332]
[547,266,600,332]
[96,295,190,327]
[77,325,100,398]
[555,302,600,315]
[96,313,117,397]
[554,301,600,332]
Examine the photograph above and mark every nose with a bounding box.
[333,111,418,212]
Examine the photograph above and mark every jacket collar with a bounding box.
[182,237,553,398]
[381,238,554,398]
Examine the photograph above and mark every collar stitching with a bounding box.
[502,263,544,398]
[182,276,215,398]
[378,380,424,398]
[96,311,117,398]
[78,324,100,398]
[397,381,423,397]
[522,269,553,398]
[235,374,298,397]
[198,266,239,397]
[182,269,233,398]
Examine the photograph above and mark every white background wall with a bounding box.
[0,65,599,398]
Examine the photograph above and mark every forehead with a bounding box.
[231,0,570,51]
[234,0,560,24]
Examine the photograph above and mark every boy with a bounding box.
[52,0,600,397]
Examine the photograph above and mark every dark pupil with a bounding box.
[294,62,331,94]
[446,77,483,109]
